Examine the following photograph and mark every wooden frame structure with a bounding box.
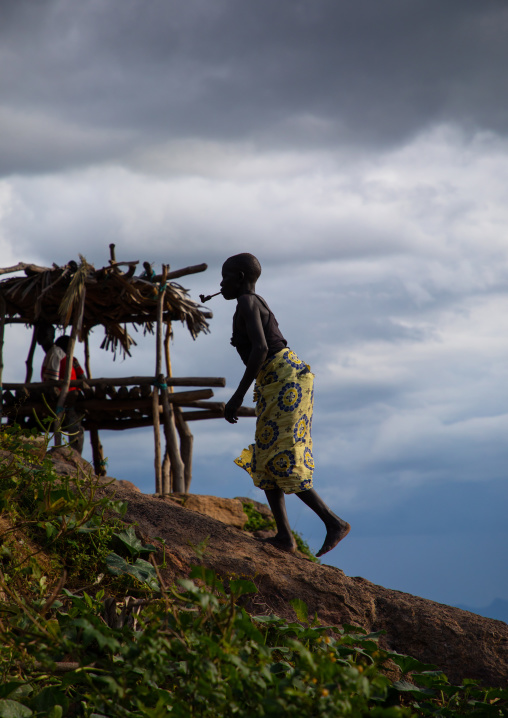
[0,245,253,493]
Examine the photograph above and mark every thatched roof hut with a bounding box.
[0,247,235,494]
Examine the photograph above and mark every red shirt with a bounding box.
[59,356,85,391]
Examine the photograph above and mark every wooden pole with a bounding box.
[0,295,5,420]
[24,325,38,384]
[5,389,214,415]
[163,322,173,493]
[0,262,52,276]
[165,318,195,492]
[151,263,208,282]
[156,266,185,494]
[159,374,186,493]
[152,380,162,494]
[152,266,167,494]
[164,321,172,379]
[1,376,226,391]
[175,407,194,492]
[83,331,92,379]
[82,406,253,430]
[84,331,106,476]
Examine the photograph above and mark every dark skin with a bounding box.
[221,257,350,557]
[36,324,56,353]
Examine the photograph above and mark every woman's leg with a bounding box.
[296,488,350,557]
[263,488,297,553]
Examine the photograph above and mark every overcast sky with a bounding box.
[1,0,507,617]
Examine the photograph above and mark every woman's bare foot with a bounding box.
[260,535,297,554]
[316,519,351,557]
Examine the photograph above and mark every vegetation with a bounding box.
[241,500,276,533]
[1,424,507,717]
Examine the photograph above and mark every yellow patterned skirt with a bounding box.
[234,348,315,494]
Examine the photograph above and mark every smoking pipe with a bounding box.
[199,291,222,303]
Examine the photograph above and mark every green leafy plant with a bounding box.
[241,500,276,531]
[0,423,127,586]
[292,529,321,563]
[1,425,507,717]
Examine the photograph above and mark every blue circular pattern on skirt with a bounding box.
[255,395,267,417]
[293,414,309,442]
[277,382,303,412]
[261,371,278,386]
[257,420,279,450]
[303,447,315,470]
[283,349,306,370]
[258,478,276,490]
[299,478,313,491]
[268,450,296,477]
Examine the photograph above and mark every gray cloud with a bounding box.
[2,0,508,611]
[2,0,508,175]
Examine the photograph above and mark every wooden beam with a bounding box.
[160,263,207,281]
[3,310,213,326]
[0,262,52,276]
[81,405,255,431]
[72,389,214,412]
[2,376,226,390]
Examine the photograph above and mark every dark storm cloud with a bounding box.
[2,0,508,174]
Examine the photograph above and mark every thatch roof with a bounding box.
[0,256,210,356]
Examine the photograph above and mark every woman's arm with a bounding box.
[224,295,268,423]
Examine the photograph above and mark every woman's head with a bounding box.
[222,253,261,282]
[221,253,261,300]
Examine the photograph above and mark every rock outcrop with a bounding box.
[50,449,508,688]
[165,493,248,529]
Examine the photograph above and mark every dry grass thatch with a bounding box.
[0,255,210,357]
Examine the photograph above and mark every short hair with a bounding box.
[223,253,262,282]
[55,335,71,352]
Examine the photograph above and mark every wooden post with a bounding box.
[164,321,173,492]
[155,267,185,494]
[164,321,172,379]
[152,381,162,494]
[25,325,38,384]
[0,295,5,420]
[165,318,194,491]
[152,266,167,494]
[84,331,106,475]
[162,452,170,490]
[83,331,92,380]
[158,373,185,493]
[175,407,194,493]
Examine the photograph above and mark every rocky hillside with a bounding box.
[51,447,508,689]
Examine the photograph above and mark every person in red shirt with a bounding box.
[53,335,85,453]
[54,336,85,390]
[36,323,85,453]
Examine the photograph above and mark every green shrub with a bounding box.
[241,500,276,532]
[1,425,506,717]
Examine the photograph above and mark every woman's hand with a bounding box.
[224,391,244,424]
